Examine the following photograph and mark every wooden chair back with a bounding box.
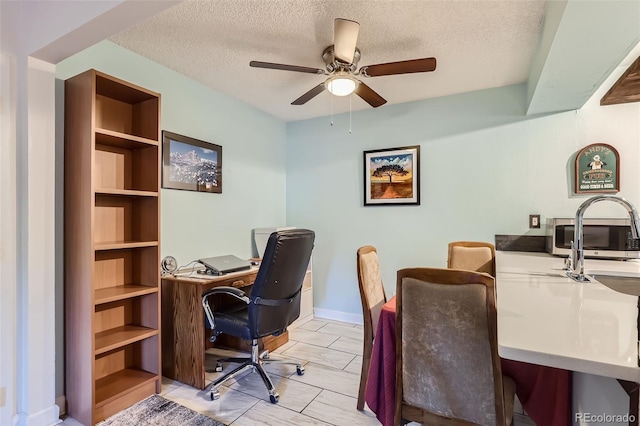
[447,241,496,277]
[395,267,512,426]
[356,245,387,410]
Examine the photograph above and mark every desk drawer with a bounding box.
[210,272,257,289]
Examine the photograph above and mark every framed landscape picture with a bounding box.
[363,145,420,206]
[162,131,222,193]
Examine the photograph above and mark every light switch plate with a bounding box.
[529,214,541,229]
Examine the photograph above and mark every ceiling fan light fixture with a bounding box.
[325,72,358,96]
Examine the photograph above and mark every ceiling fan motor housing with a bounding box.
[322,45,360,73]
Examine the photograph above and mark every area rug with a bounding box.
[97,394,226,426]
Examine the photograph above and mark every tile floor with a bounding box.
[61,316,535,426]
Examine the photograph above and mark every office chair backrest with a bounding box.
[249,229,315,337]
[357,246,387,338]
[447,241,496,277]
[395,267,509,426]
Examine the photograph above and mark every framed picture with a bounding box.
[574,143,619,194]
[363,145,420,206]
[162,131,222,193]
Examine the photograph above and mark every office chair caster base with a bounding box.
[269,391,279,404]
[296,365,304,376]
[210,388,221,401]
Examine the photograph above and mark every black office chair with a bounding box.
[202,229,315,403]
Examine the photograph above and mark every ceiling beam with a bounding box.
[526,0,640,115]
[29,0,181,64]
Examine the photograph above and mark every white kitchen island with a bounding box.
[496,251,640,425]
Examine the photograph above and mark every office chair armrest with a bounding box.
[202,286,251,339]
[202,286,250,304]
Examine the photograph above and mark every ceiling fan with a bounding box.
[249,18,437,108]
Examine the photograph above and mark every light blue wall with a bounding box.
[56,40,287,263]
[286,81,640,318]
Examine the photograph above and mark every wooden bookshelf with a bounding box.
[65,69,161,425]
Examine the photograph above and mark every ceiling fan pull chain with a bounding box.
[349,93,352,134]
[330,92,334,126]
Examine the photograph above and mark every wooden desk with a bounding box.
[161,267,288,389]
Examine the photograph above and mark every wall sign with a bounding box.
[574,143,619,194]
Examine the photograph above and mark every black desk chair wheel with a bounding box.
[202,229,315,403]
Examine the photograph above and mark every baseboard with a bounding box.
[12,403,61,426]
[313,307,362,325]
[55,395,66,416]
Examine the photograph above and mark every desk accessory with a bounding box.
[161,256,178,275]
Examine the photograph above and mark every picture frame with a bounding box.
[363,145,420,206]
[162,131,222,193]
[574,143,619,194]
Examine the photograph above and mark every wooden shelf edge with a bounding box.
[94,70,161,99]
[94,368,158,408]
[95,326,158,356]
[95,128,158,147]
[95,241,158,251]
[95,188,159,197]
[94,285,158,305]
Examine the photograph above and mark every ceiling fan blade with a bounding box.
[250,61,325,75]
[291,84,326,105]
[360,58,437,77]
[355,81,387,108]
[334,18,360,64]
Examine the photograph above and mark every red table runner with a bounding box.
[364,296,572,426]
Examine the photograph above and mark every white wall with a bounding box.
[16,56,59,426]
[0,51,18,426]
[1,38,61,426]
[286,71,640,320]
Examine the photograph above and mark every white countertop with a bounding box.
[496,251,640,381]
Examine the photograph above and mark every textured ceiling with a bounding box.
[109,0,547,122]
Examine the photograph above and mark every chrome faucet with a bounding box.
[568,195,640,282]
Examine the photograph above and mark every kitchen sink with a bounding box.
[588,270,640,297]
[587,270,640,355]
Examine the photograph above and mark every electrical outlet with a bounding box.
[529,214,541,229]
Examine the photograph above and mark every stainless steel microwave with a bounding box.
[546,218,640,259]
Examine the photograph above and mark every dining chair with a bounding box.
[447,240,496,277]
[356,245,387,411]
[395,267,515,426]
